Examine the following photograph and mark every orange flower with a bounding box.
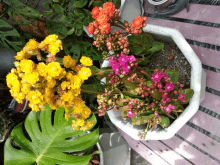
[103,2,115,15]
[94,20,99,28]
[87,23,94,35]
[97,12,110,24]
[132,15,144,29]
[99,23,111,34]
[91,6,100,19]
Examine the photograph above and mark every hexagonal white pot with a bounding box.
[101,24,206,140]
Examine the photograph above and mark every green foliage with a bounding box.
[46,22,68,39]
[4,104,99,165]
[127,33,164,57]
[159,116,170,128]
[180,89,194,104]
[63,36,103,61]
[131,116,150,125]
[0,19,24,51]
[7,0,42,25]
[165,70,179,84]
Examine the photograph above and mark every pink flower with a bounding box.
[118,53,128,65]
[164,104,175,114]
[110,61,119,70]
[178,93,186,102]
[162,93,168,99]
[122,64,130,73]
[129,55,136,62]
[164,83,174,92]
[127,110,134,117]
[151,72,164,83]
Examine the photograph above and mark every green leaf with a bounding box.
[150,89,162,100]
[147,42,164,54]
[4,105,99,165]
[42,10,53,17]
[75,28,83,36]
[54,4,64,14]
[147,80,153,87]
[0,19,24,51]
[88,0,95,7]
[79,41,103,60]
[159,116,170,128]
[180,89,194,104]
[165,70,179,84]
[67,28,75,35]
[93,1,104,7]
[131,116,150,125]
[74,0,88,8]
[60,15,66,21]
[113,0,121,9]
[69,44,81,60]
[44,2,50,9]
[46,22,68,39]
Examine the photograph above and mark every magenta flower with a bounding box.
[110,61,119,71]
[178,93,186,102]
[151,72,164,83]
[164,83,174,92]
[122,64,130,73]
[129,55,136,62]
[164,104,175,114]
[118,53,128,66]
[127,110,134,117]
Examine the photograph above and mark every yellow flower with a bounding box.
[73,100,85,114]
[15,50,26,60]
[61,81,71,90]
[48,42,61,55]
[47,78,56,88]
[47,62,62,77]
[27,90,43,105]
[6,73,18,87]
[80,56,93,66]
[77,67,92,80]
[81,106,91,119]
[23,71,39,85]
[87,121,94,128]
[66,71,74,80]
[20,59,35,73]
[76,119,85,126]
[44,34,58,44]
[21,83,31,94]
[14,92,25,104]
[63,55,77,68]
[61,91,74,102]
[11,80,21,93]
[26,39,39,50]
[36,62,47,77]
[29,102,39,112]
[71,88,81,97]
[38,41,47,49]
[54,68,66,80]
[71,120,80,130]
[70,75,82,89]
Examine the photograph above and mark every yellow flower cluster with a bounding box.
[38,34,63,55]
[15,39,39,60]
[7,35,95,131]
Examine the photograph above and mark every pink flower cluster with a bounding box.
[110,52,136,75]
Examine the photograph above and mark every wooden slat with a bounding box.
[145,17,220,47]
[200,92,220,113]
[204,70,220,91]
[118,127,171,165]
[189,110,220,137]
[144,3,220,24]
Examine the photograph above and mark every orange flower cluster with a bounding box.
[87,2,120,35]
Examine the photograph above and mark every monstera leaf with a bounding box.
[4,104,99,165]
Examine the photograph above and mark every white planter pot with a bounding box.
[101,24,206,140]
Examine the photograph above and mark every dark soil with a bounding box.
[146,38,191,88]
